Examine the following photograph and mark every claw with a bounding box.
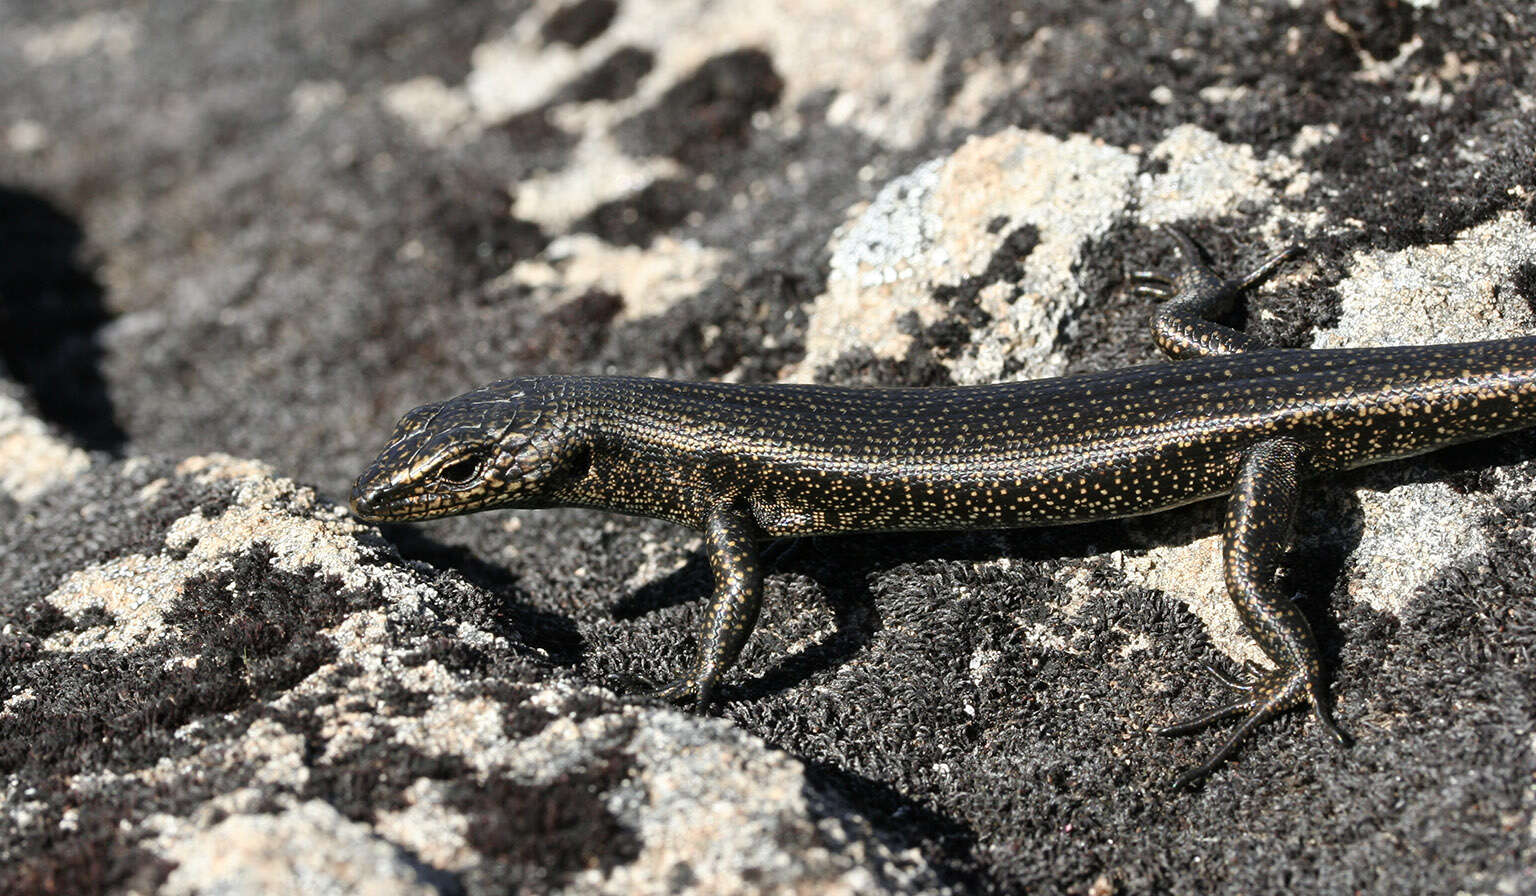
[1199,659,1273,691]
[643,675,712,705]
[1158,696,1252,737]
[1310,688,1351,748]
[1170,702,1284,790]
[1160,661,1346,788]
[1230,244,1304,293]
[1128,270,1175,300]
[1200,661,1256,691]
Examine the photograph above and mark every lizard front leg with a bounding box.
[651,501,764,704]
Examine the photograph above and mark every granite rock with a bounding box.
[4,1,1536,893]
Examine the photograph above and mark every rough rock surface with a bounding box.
[4,1,1536,893]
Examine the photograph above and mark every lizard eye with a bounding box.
[437,457,481,485]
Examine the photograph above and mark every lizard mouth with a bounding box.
[349,468,439,522]
[349,476,407,521]
[349,465,502,522]
[349,484,474,522]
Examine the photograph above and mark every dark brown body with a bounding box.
[554,340,1536,536]
[351,230,1536,786]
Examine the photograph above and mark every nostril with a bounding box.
[350,479,377,517]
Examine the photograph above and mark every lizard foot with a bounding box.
[1199,658,1268,691]
[1135,227,1304,308]
[1159,662,1349,789]
[642,674,716,707]
[1128,270,1175,300]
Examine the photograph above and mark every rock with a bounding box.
[4,1,1536,893]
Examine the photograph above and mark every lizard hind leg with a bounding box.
[1148,225,1303,360]
[1159,437,1349,788]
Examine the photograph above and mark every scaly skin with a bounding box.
[353,228,1536,785]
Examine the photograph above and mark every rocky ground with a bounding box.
[3,0,1535,893]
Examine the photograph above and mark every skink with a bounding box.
[352,229,1536,786]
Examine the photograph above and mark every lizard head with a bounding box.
[350,378,587,522]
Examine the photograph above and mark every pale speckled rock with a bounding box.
[1321,476,1497,616]
[512,134,686,233]
[793,129,1141,382]
[1311,211,1536,349]
[384,0,962,235]
[372,779,479,874]
[1115,535,1272,667]
[40,455,379,653]
[0,388,91,502]
[41,553,193,653]
[156,800,442,896]
[0,393,946,894]
[467,0,945,146]
[394,695,630,779]
[17,9,138,65]
[508,233,730,320]
[593,711,939,896]
[793,124,1305,383]
[382,76,478,146]
[1136,124,1305,234]
[365,701,947,895]
[793,155,946,371]
[166,456,380,591]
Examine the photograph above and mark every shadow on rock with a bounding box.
[612,519,1155,702]
[802,757,987,893]
[0,186,125,453]
[373,521,585,668]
